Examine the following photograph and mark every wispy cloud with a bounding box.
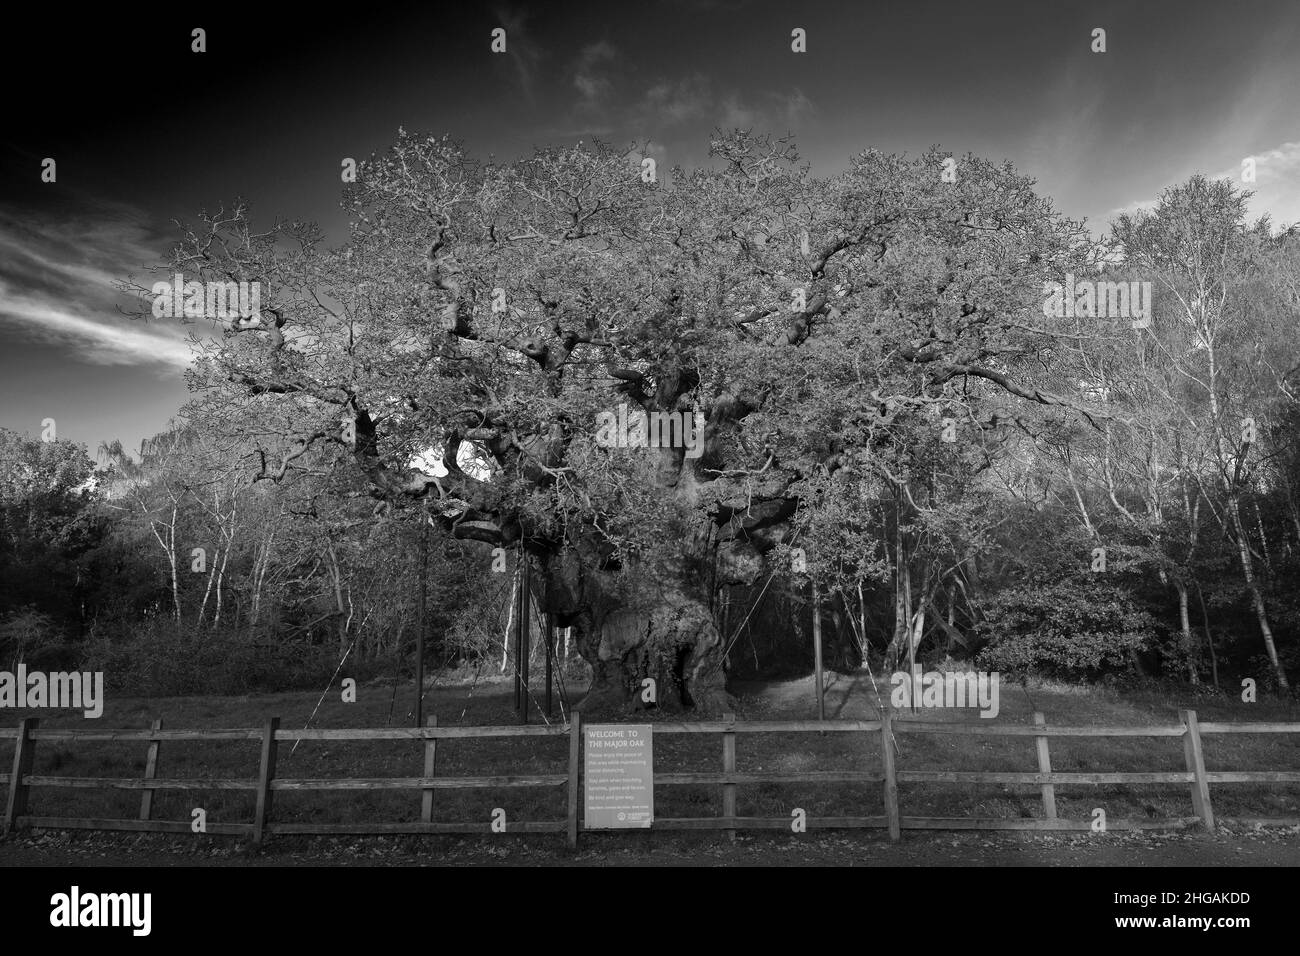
[1106,140,1300,229]
[0,283,193,367]
[493,5,543,105]
[720,89,815,132]
[0,205,196,370]
[632,74,815,133]
[573,40,618,113]
[637,74,714,127]
[1211,140,1300,228]
[545,57,815,149]
[661,0,754,11]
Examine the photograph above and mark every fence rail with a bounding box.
[3,709,1298,845]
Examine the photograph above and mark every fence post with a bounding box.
[567,710,581,849]
[140,718,163,821]
[3,718,38,836]
[253,717,279,844]
[1180,709,1215,831]
[1032,712,1056,820]
[421,715,438,824]
[722,713,737,843]
[880,710,900,840]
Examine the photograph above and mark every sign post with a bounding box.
[583,723,654,829]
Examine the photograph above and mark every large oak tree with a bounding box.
[134,130,1107,713]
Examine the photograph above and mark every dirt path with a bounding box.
[3,826,1298,867]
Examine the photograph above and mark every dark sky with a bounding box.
[2,0,1298,457]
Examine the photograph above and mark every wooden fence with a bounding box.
[3,710,1298,845]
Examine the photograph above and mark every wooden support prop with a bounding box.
[512,561,522,713]
[4,717,38,835]
[880,710,901,840]
[812,579,825,723]
[545,612,553,718]
[421,715,438,823]
[1033,712,1056,820]
[517,553,531,724]
[1181,709,1215,831]
[415,520,428,728]
[566,710,581,849]
[722,713,737,843]
[253,717,279,843]
[140,718,162,821]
